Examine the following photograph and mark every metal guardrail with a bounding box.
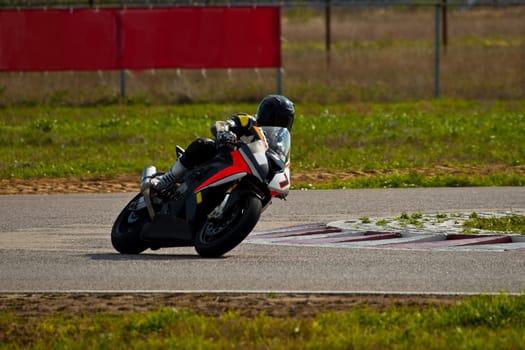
[2,0,525,8]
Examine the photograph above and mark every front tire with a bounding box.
[195,195,262,258]
[111,194,150,254]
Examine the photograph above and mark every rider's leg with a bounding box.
[153,159,187,190]
[153,137,217,190]
[179,137,217,168]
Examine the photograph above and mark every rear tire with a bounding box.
[195,195,261,258]
[111,194,150,254]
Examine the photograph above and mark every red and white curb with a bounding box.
[247,211,525,251]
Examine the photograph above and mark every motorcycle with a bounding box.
[111,126,291,258]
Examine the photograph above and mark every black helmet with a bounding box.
[256,95,295,131]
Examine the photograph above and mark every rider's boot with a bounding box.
[153,159,187,191]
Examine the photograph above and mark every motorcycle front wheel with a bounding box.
[111,194,150,254]
[194,195,262,258]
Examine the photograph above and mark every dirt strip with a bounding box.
[0,293,464,318]
[1,165,523,195]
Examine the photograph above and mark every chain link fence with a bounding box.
[1,1,523,104]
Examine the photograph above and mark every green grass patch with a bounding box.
[1,294,523,349]
[394,212,424,228]
[1,99,524,188]
[463,214,525,235]
[297,172,525,189]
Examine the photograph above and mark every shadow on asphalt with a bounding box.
[85,253,226,261]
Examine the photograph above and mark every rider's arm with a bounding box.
[210,113,258,145]
[228,114,257,137]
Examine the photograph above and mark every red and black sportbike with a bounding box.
[111,126,290,258]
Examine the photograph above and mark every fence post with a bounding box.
[120,70,126,99]
[434,3,441,98]
[325,0,331,66]
[276,68,282,94]
[118,1,126,99]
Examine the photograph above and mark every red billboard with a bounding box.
[0,7,281,71]
[120,7,281,69]
[0,9,118,71]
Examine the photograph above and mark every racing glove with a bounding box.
[216,130,237,146]
[229,114,257,137]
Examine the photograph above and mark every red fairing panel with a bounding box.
[0,9,118,71]
[120,7,281,69]
[194,151,252,193]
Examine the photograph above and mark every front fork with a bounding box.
[207,182,239,220]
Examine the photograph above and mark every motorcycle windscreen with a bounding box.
[260,126,291,163]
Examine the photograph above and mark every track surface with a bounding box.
[1,187,524,293]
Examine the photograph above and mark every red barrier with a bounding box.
[0,7,281,71]
[121,7,281,69]
[0,9,118,71]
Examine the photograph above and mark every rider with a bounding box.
[153,94,295,191]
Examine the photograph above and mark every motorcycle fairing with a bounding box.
[240,144,268,182]
[268,163,291,197]
[192,152,250,193]
[184,144,273,231]
[193,143,267,193]
[157,150,250,240]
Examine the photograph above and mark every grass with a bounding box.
[395,212,425,228]
[1,99,524,188]
[1,294,523,349]
[346,211,525,235]
[1,8,524,187]
[0,295,525,349]
[463,214,525,235]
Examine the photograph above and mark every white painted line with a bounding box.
[1,290,522,296]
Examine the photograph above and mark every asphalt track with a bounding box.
[1,187,524,294]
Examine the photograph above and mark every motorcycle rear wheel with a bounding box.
[111,194,150,254]
[195,195,261,258]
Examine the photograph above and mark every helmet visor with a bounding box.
[274,112,294,131]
